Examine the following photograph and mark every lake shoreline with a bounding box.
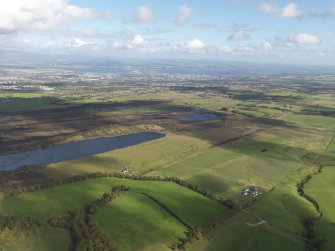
[0,131,165,171]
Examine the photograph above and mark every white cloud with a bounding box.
[259,1,278,14]
[132,34,146,46]
[176,4,193,25]
[219,45,234,53]
[181,38,206,51]
[289,33,321,45]
[259,1,303,19]
[262,42,272,51]
[279,3,303,19]
[134,5,155,23]
[71,38,95,48]
[81,28,98,37]
[111,41,124,49]
[227,30,250,41]
[108,35,148,51]
[0,0,96,34]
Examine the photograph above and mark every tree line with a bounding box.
[0,171,245,250]
[303,217,329,251]
[0,185,129,251]
[0,215,47,246]
[1,170,241,212]
[68,185,129,251]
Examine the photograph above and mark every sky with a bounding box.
[0,0,335,65]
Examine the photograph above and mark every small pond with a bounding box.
[178,109,222,121]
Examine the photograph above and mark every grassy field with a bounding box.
[305,166,335,247]
[250,186,318,233]
[0,94,63,112]
[326,136,335,152]
[149,128,312,197]
[1,227,73,251]
[0,177,227,226]
[193,224,304,251]
[42,133,214,178]
[189,211,304,251]
[286,114,335,129]
[1,83,335,251]
[96,192,187,251]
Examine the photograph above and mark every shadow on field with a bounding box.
[0,97,193,154]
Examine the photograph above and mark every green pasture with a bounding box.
[43,133,213,178]
[190,223,304,251]
[96,192,187,251]
[1,228,72,251]
[305,166,335,247]
[0,177,227,227]
[286,114,335,129]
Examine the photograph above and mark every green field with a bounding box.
[251,187,318,232]
[1,228,72,251]
[191,224,304,251]
[149,134,310,197]
[0,177,227,226]
[326,136,335,152]
[286,114,335,129]
[1,77,335,251]
[305,166,335,247]
[96,192,187,251]
[43,133,213,178]
[189,210,304,251]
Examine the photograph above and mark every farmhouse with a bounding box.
[241,187,261,197]
[122,166,132,174]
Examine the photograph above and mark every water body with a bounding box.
[178,110,222,121]
[0,132,165,171]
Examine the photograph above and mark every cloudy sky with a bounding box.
[1,0,335,65]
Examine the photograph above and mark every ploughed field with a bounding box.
[1,78,335,251]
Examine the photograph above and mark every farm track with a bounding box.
[233,220,267,227]
[242,210,310,241]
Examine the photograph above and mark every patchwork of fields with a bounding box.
[0,79,334,250]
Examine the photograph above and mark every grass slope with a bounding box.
[1,228,72,251]
[96,192,187,251]
[305,166,335,247]
[0,177,227,227]
[199,224,304,251]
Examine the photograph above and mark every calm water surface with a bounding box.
[0,132,165,171]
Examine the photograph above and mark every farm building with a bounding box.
[241,187,261,197]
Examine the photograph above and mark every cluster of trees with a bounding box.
[70,185,128,251]
[0,167,60,198]
[0,185,129,250]
[0,170,242,249]
[0,216,47,245]
[0,171,110,198]
[303,217,329,251]
[297,174,322,217]
[170,228,203,250]
[2,169,240,214]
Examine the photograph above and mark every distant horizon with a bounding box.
[2,48,335,70]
